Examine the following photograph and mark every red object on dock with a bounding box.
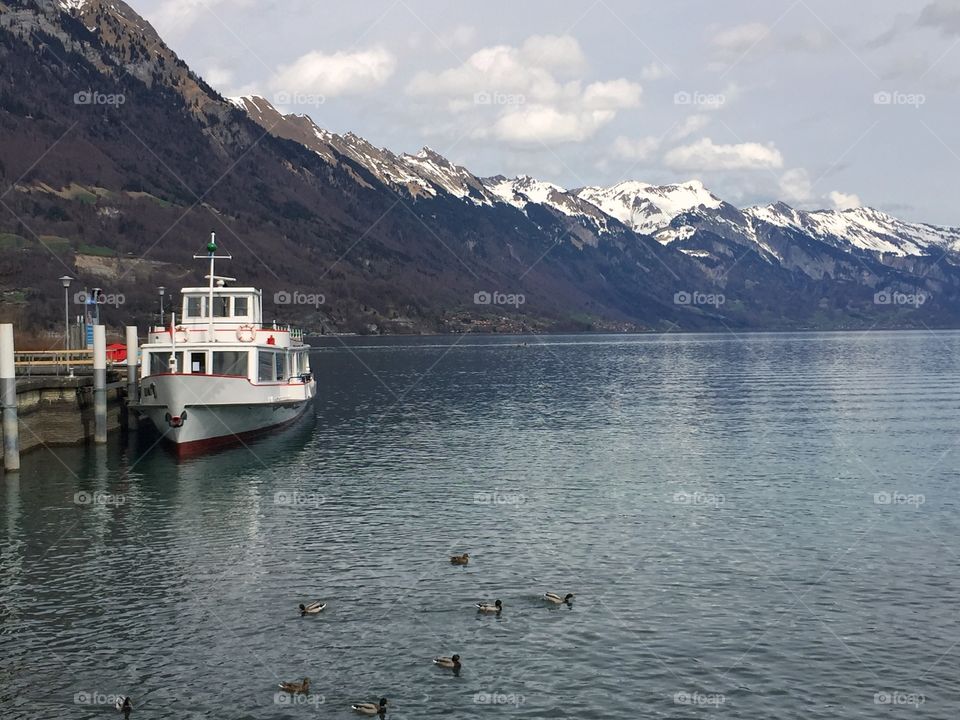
[106,343,127,362]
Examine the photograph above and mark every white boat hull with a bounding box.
[135,373,316,454]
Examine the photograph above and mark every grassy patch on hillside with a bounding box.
[76,243,114,257]
[0,233,28,249]
[124,191,173,208]
[38,235,73,253]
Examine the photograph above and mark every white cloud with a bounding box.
[611,135,660,161]
[407,37,587,103]
[408,45,563,103]
[671,114,711,141]
[408,35,641,147]
[448,24,477,48]
[150,0,254,33]
[828,190,862,210]
[271,47,396,97]
[664,137,784,171]
[582,79,643,110]
[520,34,586,74]
[707,22,834,70]
[783,28,833,52]
[640,62,668,81]
[491,106,615,144]
[919,0,960,36]
[203,65,233,88]
[779,168,813,204]
[711,22,770,56]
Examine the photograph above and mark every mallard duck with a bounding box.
[543,592,575,604]
[115,696,132,713]
[299,601,326,615]
[450,553,469,565]
[278,678,310,694]
[476,599,502,613]
[433,653,461,669]
[351,697,387,715]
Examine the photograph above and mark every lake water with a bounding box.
[2,331,959,719]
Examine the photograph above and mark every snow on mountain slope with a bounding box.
[399,148,494,205]
[229,96,340,166]
[229,96,960,263]
[485,175,563,209]
[334,132,440,199]
[481,175,618,235]
[577,180,723,235]
[746,203,960,256]
[231,97,497,203]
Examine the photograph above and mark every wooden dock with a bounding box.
[0,374,127,461]
[2,324,138,470]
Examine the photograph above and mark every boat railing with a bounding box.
[270,322,306,343]
[147,323,306,343]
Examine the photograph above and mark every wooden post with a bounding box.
[1,324,19,472]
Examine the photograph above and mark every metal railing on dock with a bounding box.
[13,349,96,376]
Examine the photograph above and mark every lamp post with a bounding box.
[158,285,166,328]
[59,275,72,375]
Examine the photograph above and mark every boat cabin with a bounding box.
[180,285,261,326]
[141,284,310,384]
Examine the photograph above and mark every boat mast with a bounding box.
[193,232,232,343]
[206,232,215,340]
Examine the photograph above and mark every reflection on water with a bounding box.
[2,331,960,719]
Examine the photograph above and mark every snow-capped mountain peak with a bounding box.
[477,175,620,242]
[413,146,448,162]
[745,203,960,256]
[577,179,724,235]
[484,175,565,209]
[226,96,960,262]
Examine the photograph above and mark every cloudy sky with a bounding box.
[134,0,960,224]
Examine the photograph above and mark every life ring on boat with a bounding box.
[237,324,256,342]
[174,325,189,344]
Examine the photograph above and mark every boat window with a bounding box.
[258,351,275,382]
[190,351,207,374]
[149,351,183,374]
[212,296,229,318]
[213,351,248,376]
[233,296,249,317]
[149,352,169,375]
[186,296,204,318]
[275,353,285,381]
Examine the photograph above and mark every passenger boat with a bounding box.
[133,235,316,454]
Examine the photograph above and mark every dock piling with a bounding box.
[125,326,138,430]
[93,325,107,444]
[1,324,19,472]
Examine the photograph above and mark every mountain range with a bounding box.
[1,0,958,335]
